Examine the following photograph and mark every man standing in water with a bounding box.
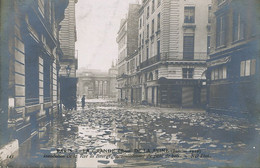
[81,95,86,109]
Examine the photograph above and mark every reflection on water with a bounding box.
[7,102,260,168]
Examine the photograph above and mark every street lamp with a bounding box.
[66,65,71,77]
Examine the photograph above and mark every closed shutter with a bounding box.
[183,36,194,60]
[182,87,194,107]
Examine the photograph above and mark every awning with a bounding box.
[207,56,231,67]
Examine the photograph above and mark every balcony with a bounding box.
[160,52,207,61]
[140,54,161,69]
[139,52,207,69]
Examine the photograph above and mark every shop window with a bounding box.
[211,65,227,80]
[245,60,250,76]
[240,59,256,77]
[223,66,227,79]
[251,59,256,75]
[214,68,219,80]
[184,7,195,23]
[211,70,215,80]
[183,68,194,79]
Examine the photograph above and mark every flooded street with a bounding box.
[8,100,260,168]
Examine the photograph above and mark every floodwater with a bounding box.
[8,100,260,168]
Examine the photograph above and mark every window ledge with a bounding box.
[216,45,226,50]
[232,38,245,45]
[182,23,196,30]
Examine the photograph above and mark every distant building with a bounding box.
[108,61,119,100]
[77,63,118,99]
[0,0,68,161]
[116,4,141,102]
[207,0,260,115]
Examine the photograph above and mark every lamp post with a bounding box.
[66,65,71,77]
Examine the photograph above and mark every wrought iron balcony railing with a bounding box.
[140,54,161,69]
[140,52,207,69]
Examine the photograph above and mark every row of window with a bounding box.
[210,59,256,81]
[38,0,53,22]
[140,5,212,31]
[240,59,256,77]
[139,13,160,42]
[145,0,161,19]
[211,66,227,80]
[184,6,212,24]
[216,9,254,48]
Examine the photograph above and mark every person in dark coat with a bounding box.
[81,95,86,109]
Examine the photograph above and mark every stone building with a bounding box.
[207,0,260,116]
[122,0,211,107]
[77,64,118,99]
[0,0,68,162]
[59,0,78,78]
[116,4,141,101]
[59,0,78,110]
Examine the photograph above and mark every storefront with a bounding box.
[158,78,205,108]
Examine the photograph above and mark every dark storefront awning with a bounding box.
[207,56,231,67]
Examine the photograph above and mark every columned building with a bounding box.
[0,0,68,161]
[207,0,260,116]
[136,0,211,107]
[77,67,118,99]
[116,4,141,102]
[59,0,78,110]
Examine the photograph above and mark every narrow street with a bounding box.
[8,100,260,168]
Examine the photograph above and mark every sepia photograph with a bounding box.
[0,0,260,167]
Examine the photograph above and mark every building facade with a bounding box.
[118,0,211,107]
[59,0,78,78]
[0,0,68,161]
[116,4,141,102]
[207,0,260,116]
[77,65,118,99]
[59,0,78,110]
